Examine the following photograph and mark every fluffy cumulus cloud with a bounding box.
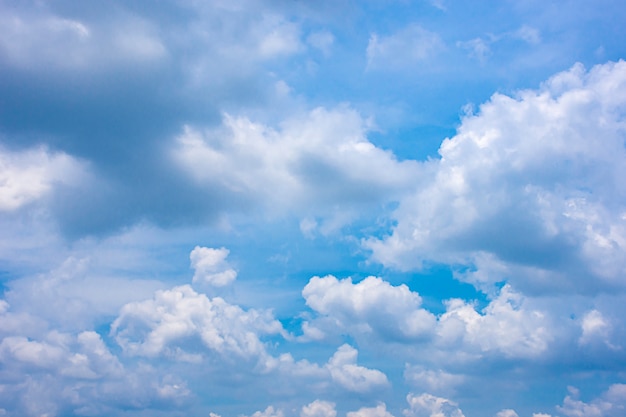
[302,275,435,341]
[301,400,337,417]
[325,344,389,393]
[404,393,465,417]
[0,326,190,417]
[495,410,519,417]
[172,106,420,224]
[249,406,286,417]
[111,284,285,361]
[366,61,626,295]
[578,309,617,349]
[3,0,626,415]
[436,285,552,359]
[0,3,165,71]
[190,246,237,286]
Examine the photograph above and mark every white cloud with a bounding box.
[366,61,626,295]
[301,400,337,417]
[172,106,421,223]
[0,327,188,416]
[0,145,86,211]
[456,37,491,62]
[302,275,436,341]
[404,393,465,417]
[4,255,165,332]
[190,246,237,286]
[437,284,551,358]
[302,275,553,360]
[111,285,285,360]
[557,384,626,417]
[347,403,395,417]
[326,344,389,393]
[367,24,444,71]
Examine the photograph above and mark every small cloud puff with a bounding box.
[301,400,337,417]
[302,275,435,341]
[326,344,389,393]
[111,285,284,360]
[190,246,237,287]
[347,403,394,417]
[557,384,626,417]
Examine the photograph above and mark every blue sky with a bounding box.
[1,1,626,416]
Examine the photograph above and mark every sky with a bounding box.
[1,0,626,416]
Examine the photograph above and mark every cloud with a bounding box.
[557,384,626,417]
[514,26,541,45]
[190,246,237,286]
[326,344,389,393]
[0,145,86,211]
[301,400,337,417]
[0,328,189,416]
[404,393,465,417]
[367,24,444,71]
[111,284,285,361]
[302,275,436,341]
[347,403,395,417]
[366,60,626,295]
[495,410,519,417]
[172,106,421,223]
[302,275,552,360]
[437,284,552,359]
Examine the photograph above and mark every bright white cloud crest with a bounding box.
[303,275,435,341]
[367,61,626,294]
[190,246,237,286]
